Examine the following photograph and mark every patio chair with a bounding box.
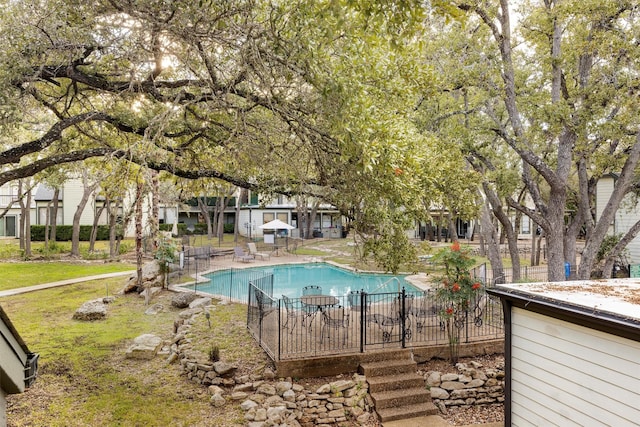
[281,295,305,333]
[321,305,349,344]
[371,294,414,342]
[347,290,371,315]
[233,246,254,263]
[302,285,322,295]
[301,285,323,326]
[411,291,441,333]
[247,242,271,261]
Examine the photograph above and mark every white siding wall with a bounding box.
[614,197,640,264]
[61,178,95,225]
[510,308,640,426]
[595,176,615,222]
[596,176,640,263]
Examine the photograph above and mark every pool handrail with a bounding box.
[371,277,403,294]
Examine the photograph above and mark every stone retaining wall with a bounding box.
[167,303,503,425]
[421,361,505,413]
[168,305,375,426]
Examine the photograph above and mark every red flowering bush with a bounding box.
[432,241,483,363]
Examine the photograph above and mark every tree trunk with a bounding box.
[530,225,538,266]
[18,181,33,257]
[308,200,319,238]
[89,200,107,252]
[44,199,51,250]
[216,196,227,245]
[234,188,246,243]
[108,200,119,258]
[483,184,520,282]
[135,180,145,299]
[50,188,59,242]
[197,197,213,238]
[17,180,25,251]
[71,172,99,257]
[601,218,640,278]
[479,201,504,284]
[151,170,160,251]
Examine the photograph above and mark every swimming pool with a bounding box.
[182,263,417,300]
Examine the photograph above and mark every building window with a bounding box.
[521,216,530,234]
[263,212,275,223]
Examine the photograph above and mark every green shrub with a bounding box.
[223,223,234,233]
[30,225,123,241]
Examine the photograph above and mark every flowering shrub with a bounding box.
[432,241,483,363]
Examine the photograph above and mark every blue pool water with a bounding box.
[184,263,416,299]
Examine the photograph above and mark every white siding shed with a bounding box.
[488,280,640,427]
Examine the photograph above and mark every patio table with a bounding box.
[300,295,339,330]
[300,295,339,311]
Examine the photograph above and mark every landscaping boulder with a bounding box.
[122,261,162,293]
[171,292,198,308]
[72,299,108,321]
[125,334,163,360]
[144,303,164,315]
[188,297,211,309]
[139,286,162,300]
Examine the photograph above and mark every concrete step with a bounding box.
[377,401,439,423]
[359,358,417,377]
[370,387,431,410]
[367,371,425,393]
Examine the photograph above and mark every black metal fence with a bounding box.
[471,263,550,284]
[247,286,504,361]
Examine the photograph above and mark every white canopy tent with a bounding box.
[259,219,294,247]
[259,219,295,231]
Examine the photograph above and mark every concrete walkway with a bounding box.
[0,271,134,298]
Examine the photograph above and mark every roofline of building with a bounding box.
[486,287,640,342]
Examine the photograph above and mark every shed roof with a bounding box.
[493,279,640,321]
[488,279,640,342]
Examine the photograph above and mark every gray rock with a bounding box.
[440,381,467,390]
[144,303,164,315]
[171,292,198,308]
[275,381,292,396]
[241,399,259,411]
[427,371,441,387]
[122,261,162,293]
[189,297,211,309]
[430,387,450,399]
[262,367,276,379]
[213,361,237,377]
[125,334,163,359]
[441,373,459,382]
[464,379,486,388]
[139,286,162,300]
[73,299,107,321]
[210,393,226,407]
[208,385,224,395]
[330,380,354,393]
[257,383,276,396]
[231,391,249,400]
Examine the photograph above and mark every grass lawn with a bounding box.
[0,262,135,292]
[2,278,267,427]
